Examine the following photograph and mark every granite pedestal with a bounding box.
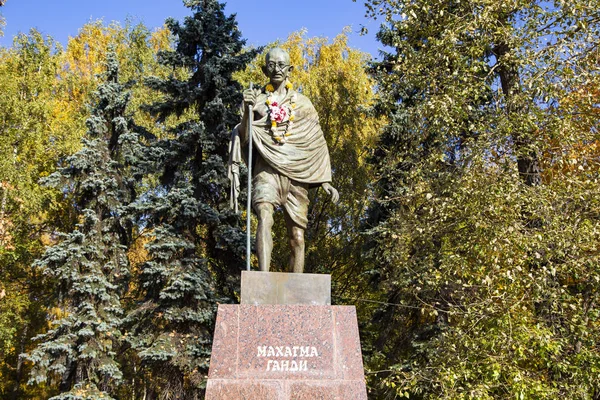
[206,273,368,400]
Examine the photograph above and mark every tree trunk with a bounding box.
[494,42,541,187]
[9,325,28,400]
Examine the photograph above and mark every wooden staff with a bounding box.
[246,83,254,271]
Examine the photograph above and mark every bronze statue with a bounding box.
[229,48,338,273]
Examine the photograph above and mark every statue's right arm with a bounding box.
[238,88,256,142]
[239,88,264,143]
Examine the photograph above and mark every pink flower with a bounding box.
[270,104,289,123]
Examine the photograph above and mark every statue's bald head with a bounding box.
[262,47,294,84]
[265,47,290,65]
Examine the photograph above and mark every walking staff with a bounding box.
[246,83,253,271]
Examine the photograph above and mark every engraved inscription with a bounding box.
[266,359,307,371]
[256,346,319,372]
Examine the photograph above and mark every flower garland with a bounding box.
[266,81,296,144]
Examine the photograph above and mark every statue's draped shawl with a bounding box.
[249,89,332,186]
[228,88,332,211]
[228,128,241,213]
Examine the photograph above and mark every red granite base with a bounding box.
[206,305,367,400]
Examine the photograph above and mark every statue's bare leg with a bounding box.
[255,202,274,272]
[284,212,305,273]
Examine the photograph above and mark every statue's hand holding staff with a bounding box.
[241,88,266,134]
[243,88,262,107]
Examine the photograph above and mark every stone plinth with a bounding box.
[206,305,367,400]
[241,271,331,305]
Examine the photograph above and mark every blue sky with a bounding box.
[0,0,383,58]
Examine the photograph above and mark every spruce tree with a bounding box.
[25,50,137,399]
[124,1,258,397]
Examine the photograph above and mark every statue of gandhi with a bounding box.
[230,47,339,273]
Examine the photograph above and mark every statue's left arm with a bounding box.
[321,182,339,204]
